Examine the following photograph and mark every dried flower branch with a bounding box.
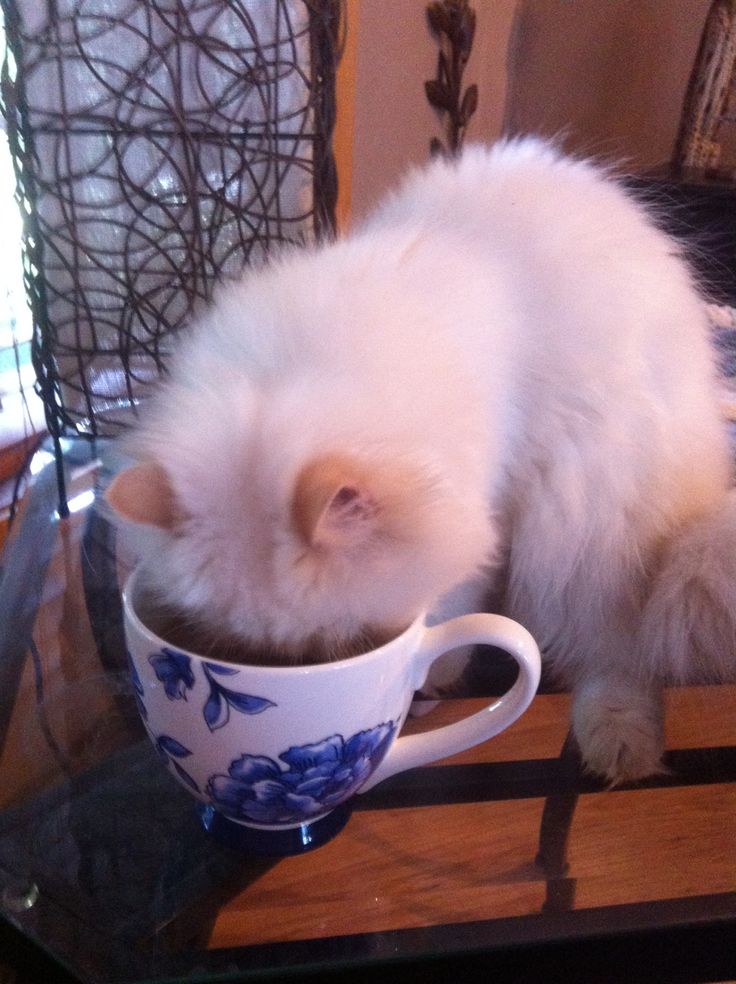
[425,0,478,157]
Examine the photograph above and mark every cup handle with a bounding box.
[359,613,541,793]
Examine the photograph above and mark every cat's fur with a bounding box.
[108,137,736,784]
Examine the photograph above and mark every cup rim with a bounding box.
[121,567,425,676]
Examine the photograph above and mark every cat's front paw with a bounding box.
[571,678,665,785]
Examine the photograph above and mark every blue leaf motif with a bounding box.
[172,760,199,793]
[203,688,226,731]
[206,721,397,825]
[201,664,276,732]
[204,662,239,676]
[127,650,148,721]
[127,651,144,698]
[154,733,200,794]
[222,690,276,716]
[157,734,192,758]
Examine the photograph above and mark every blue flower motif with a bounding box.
[146,650,275,728]
[206,721,396,825]
[202,662,276,731]
[149,648,195,700]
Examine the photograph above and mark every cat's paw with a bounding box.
[571,678,665,785]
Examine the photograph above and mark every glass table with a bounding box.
[0,439,734,983]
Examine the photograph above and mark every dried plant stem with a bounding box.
[425,0,478,157]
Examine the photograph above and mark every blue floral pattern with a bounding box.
[147,648,275,729]
[149,648,195,700]
[132,648,390,823]
[206,721,397,825]
[202,662,275,731]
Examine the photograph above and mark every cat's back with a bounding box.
[368,137,725,485]
[372,137,706,369]
[371,138,681,284]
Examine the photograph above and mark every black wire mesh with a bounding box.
[0,0,341,443]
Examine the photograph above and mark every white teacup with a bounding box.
[123,569,541,855]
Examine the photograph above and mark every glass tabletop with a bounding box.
[0,439,734,984]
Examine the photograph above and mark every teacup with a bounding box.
[123,569,541,855]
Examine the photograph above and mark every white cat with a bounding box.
[108,137,736,784]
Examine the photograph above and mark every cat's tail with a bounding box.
[639,489,736,683]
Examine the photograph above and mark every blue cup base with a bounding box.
[198,802,352,856]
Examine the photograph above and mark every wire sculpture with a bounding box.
[0,0,341,458]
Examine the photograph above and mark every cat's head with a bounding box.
[107,442,492,662]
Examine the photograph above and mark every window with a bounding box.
[0,19,43,459]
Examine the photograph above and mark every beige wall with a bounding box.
[338,1,712,223]
[343,0,517,222]
[505,0,710,170]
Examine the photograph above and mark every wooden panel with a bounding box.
[209,798,549,949]
[401,693,572,763]
[570,784,736,908]
[397,684,736,765]
[207,687,736,952]
[208,780,736,950]
[664,685,736,748]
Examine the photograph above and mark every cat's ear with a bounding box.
[292,454,389,549]
[106,461,180,529]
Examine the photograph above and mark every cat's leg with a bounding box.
[517,574,667,783]
[505,507,667,783]
[570,488,736,780]
[578,490,736,778]
[572,489,736,780]
[570,670,665,783]
[535,604,667,783]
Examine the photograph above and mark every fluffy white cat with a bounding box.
[108,137,736,784]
